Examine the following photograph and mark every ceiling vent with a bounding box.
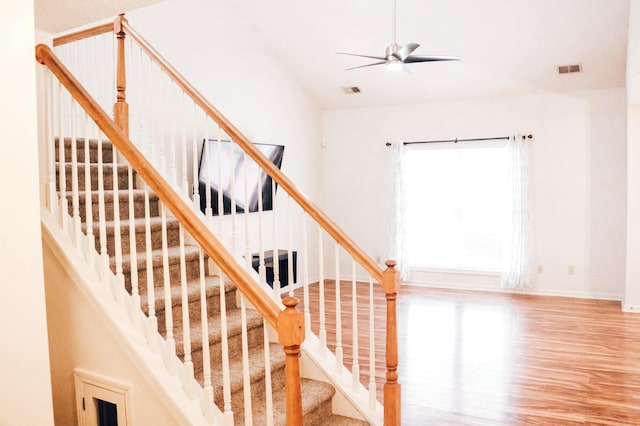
[558,64,582,74]
[342,86,361,94]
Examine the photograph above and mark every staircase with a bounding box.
[55,136,367,425]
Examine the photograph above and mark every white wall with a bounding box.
[42,241,192,425]
[626,104,640,309]
[321,88,627,299]
[0,3,55,425]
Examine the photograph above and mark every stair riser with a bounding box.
[55,138,114,163]
[120,254,203,290]
[69,193,161,223]
[97,221,180,257]
[154,289,238,335]
[56,164,131,192]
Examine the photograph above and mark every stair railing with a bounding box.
[50,13,401,425]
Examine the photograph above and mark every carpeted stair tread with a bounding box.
[173,306,264,354]
[139,274,236,313]
[195,342,286,402]
[55,137,114,163]
[245,378,336,426]
[117,244,201,274]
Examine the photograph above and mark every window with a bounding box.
[404,143,510,271]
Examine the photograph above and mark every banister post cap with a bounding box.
[382,259,400,294]
[277,297,305,346]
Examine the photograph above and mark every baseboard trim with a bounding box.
[404,280,623,302]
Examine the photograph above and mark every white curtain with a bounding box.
[501,134,532,289]
[390,142,409,280]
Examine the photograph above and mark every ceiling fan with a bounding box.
[337,0,460,71]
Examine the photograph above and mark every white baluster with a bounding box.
[57,83,68,230]
[45,70,57,212]
[262,319,274,426]
[160,201,176,368]
[128,161,140,320]
[96,131,110,284]
[240,294,253,425]
[351,260,360,390]
[302,216,311,333]
[287,196,294,297]
[271,178,280,294]
[318,226,327,352]
[215,130,224,234]
[111,148,125,298]
[229,140,238,257]
[243,151,251,268]
[203,125,212,219]
[180,91,189,196]
[168,81,178,186]
[179,224,194,397]
[256,165,266,285]
[335,243,343,370]
[144,182,158,342]
[369,276,377,409]
[191,103,200,209]
[219,270,234,424]
[199,248,213,422]
[83,114,95,266]
[70,99,82,246]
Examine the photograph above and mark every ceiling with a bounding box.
[34,0,163,34]
[35,0,633,110]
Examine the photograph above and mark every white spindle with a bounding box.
[215,128,223,232]
[351,260,360,390]
[45,71,57,212]
[112,148,125,295]
[158,71,167,177]
[128,162,140,319]
[199,248,214,421]
[70,99,82,246]
[144,182,158,341]
[169,81,178,186]
[83,114,95,266]
[219,270,234,424]
[203,124,212,219]
[318,226,327,352]
[239,294,253,425]
[271,178,280,294]
[160,201,176,367]
[368,276,377,409]
[191,103,200,209]
[262,318,274,426]
[302,216,311,333]
[96,131,109,283]
[257,160,266,286]
[229,140,238,257]
[57,83,68,230]
[180,91,189,196]
[335,243,343,370]
[243,151,251,267]
[179,223,194,397]
[287,196,294,297]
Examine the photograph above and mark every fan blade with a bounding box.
[345,61,388,70]
[404,55,461,63]
[392,42,420,61]
[337,52,387,61]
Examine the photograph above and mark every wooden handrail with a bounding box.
[120,21,384,284]
[53,22,113,47]
[35,43,281,329]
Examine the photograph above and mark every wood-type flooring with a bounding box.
[299,283,640,425]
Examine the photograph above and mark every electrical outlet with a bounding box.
[568,265,575,275]
[537,265,544,273]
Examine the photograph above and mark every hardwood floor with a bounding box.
[298,283,640,425]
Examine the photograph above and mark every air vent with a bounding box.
[558,64,582,74]
[342,86,361,94]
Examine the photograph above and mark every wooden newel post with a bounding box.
[382,260,401,426]
[277,296,305,426]
[114,13,129,137]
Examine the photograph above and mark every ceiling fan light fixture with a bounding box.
[385,60,404,72]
